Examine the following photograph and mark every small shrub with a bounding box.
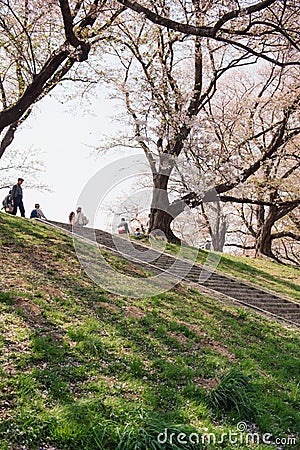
[236,308,250,320]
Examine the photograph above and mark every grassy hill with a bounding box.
[0,212,299,450]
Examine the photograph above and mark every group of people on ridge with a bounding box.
[2,179,146,236]
[117,218,145,237]
[2,178,88,226]
[2,178,47,219]
[68,207,89,227]
[2,179,213,247]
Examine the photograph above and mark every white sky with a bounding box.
[6,84,146,230]
[1,84,212,246]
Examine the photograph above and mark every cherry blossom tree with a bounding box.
[117,0,300,66]
[103,0,299,244]
[181,65,300,259]
[105,0,267,242]
[101,0,300,257]
[0,0,126,159]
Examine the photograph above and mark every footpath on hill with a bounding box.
[50,220,300,328]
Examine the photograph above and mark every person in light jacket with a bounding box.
[30,204,47,220]
[73,207,89,227]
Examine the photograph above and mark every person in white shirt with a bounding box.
[73,207,89,227]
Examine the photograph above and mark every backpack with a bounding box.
[30,209,38,218]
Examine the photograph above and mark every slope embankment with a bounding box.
[0,213,299,450]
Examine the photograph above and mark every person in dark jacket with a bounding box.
[118,218,130,234]
[11,178,25,217]
[2,190,13,213]
[69,211,75,224]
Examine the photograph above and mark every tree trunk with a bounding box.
[148,172,181,245]
[211,217,227,252]
[211,202,227,252]
[149,208,180,244]
[256,206,277,258]
[200,201,227,252]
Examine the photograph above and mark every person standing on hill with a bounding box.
[11,178,25,217]
[118,218,130,235]
[69,211,75,224]
[73,207,89,227]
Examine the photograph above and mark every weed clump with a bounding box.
[207,368,255,419]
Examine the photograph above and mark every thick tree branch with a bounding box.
[0,50,69,134]
[212,0,277,36]
[117,0,277,37]
[59,0,90,60]
[219,195,300,208]
[271,231,300,241]
[0,0,102,138]
[275,203,299,222]
[0,122,18,159]
[117,0,212,36]
[117,0,300,66]
[224,243,256,250]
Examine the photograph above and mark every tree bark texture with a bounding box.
[255,205,277,258]
[148,173,181,245]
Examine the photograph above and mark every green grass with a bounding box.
[207,368,255,418]
[0,212,299,449]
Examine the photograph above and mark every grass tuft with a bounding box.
[207,368,255,419]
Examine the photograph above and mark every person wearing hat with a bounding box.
[73,207,89,227]
[11,178,25,217]
[30,203,47,220]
